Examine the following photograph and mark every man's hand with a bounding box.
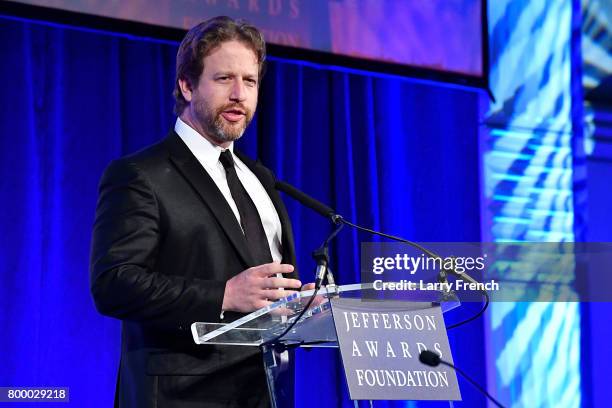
[222,262,302,313]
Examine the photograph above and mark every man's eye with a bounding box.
[217,76,229,81]
[246,79,257,86]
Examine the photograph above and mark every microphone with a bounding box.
[275,181,342,224]
[418,350,442,366]
[419,351,506,408]
[313,247,329,289]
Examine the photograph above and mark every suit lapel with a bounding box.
[235,151,297,266]
[164,132,255,267]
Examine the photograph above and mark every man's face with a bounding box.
[180,40,259,145]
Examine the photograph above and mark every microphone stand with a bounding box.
[313,217,343,290]
[259,221,345,408]
[262,219,344,348]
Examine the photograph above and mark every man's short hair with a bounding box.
[173,16,266,115]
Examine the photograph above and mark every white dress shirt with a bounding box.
[175,118,283,263]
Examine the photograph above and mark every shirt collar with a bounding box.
[174,117,235,169]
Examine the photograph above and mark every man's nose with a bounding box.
[229,79,247,102]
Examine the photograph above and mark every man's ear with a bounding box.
[178,78,193,102]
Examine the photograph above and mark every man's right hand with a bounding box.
[221,262,302,313]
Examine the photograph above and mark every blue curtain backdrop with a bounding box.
[0,17,485,407]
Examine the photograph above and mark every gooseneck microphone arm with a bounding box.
[419,350,506,408]
[275,180,490,330]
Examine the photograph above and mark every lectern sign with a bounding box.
[330,298,461,401]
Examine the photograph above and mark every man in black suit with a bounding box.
[90,16,305,407]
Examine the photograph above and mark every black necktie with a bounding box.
[219,150,273,265]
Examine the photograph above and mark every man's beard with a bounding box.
[194,100,252,144]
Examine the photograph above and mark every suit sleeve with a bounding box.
[89,159,226,329]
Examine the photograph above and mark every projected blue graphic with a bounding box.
[484,0,581,407]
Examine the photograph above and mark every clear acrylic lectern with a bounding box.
[191,283,460,407]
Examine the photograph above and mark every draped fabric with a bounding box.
[0,17,485,407]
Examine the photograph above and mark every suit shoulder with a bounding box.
[99,137,173,189]
[106,136,172,173]
[123,138,170,167]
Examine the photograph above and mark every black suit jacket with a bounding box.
[90,131,297,407]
